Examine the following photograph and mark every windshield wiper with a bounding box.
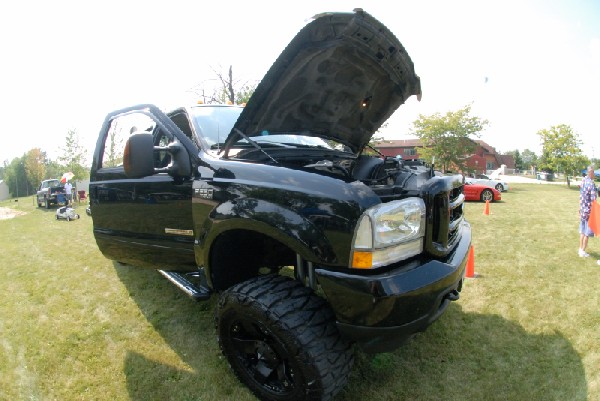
[233,128,278,164]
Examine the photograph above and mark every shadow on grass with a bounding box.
[115,264,587,401]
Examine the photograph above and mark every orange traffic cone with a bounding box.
[483,200,490,215]
[466,245,476,278]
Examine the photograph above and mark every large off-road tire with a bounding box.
[216,275,354,401]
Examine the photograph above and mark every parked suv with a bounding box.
[89,9,471,401]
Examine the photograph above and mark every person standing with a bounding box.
[578,165,597,258]
[64,181,73,206]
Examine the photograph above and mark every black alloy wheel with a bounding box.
[216,275,353,401]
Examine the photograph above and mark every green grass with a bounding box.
[0,184,598,401]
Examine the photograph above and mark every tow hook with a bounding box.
[445,290,460,302]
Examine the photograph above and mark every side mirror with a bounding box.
[166,141,192,177]
[124,133,154,178]
[123,132,192,178]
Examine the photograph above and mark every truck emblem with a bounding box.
[194,188,213,200]
[164,228,194,236]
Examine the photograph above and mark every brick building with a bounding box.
[373,138,515,175]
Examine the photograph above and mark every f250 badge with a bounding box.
[194,187,213,200]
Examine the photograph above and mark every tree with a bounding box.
[410,104,489,172]
[191,66,256,105]
[505,149,524,171]
[520,149,538,172]
[537,124,588,177]
[58,129,90,181]
[3,156,30,197]
[24,148,46,191]
[44,159,63,180]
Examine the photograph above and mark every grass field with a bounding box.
[0,183,598,401]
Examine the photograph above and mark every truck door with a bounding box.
[90,106,197,269]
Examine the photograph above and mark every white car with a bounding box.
[465,176,509,192]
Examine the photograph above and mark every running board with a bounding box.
[158,270,212,301]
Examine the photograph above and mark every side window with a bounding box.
[101,113,156,168]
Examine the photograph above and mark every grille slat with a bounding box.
[425,177,465,256]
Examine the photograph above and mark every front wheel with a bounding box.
[481,189,494,202]
[216,275,353,401]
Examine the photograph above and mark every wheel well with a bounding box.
[209,229,296,291]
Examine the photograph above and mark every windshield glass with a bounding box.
[190,105,243,148]
[250,133,334,149]
[189,105,349,152]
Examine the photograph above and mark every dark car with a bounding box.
[36,179,64,208]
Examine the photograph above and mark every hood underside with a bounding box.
[230,8,422,153]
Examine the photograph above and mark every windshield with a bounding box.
[189,105,349,152]
[190,105,243,148]
[45,180,60,188]
[246,133,334,149]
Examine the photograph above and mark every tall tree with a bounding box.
[520,149,538,171]
[410,104,489,172]
[505,149,523,170]
[24,148,46,191]
[537,124,588,177]
[191,66,256,105]
[4,156,30,197]
[58,129,90,181]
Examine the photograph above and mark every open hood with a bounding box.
[230,8,422,153]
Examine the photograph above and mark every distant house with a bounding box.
[0,180,9,201]
[373,138,515,175]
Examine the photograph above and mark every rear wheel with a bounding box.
[495,183,504,191]
[481,189,494,202]
[216,275,353,401]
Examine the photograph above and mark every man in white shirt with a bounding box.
[64,181,73,205]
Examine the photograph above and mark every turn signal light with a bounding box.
[351,251,373,269]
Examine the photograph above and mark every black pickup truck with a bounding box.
[89,9,470,401]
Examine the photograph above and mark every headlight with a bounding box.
[350,198,426,269]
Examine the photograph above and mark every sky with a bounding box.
[1,0,599,165]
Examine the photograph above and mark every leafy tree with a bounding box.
[3,156,31,197]
[537,124,588,177]
[505,149,523,170]
[520,149,538,171]
[44,159,63,180]
[410,104,489,172]
[58,129,90,181]
[24,148,46,190]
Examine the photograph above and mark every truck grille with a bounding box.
[424,176,465,257]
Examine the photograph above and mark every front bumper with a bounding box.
[315,221,471,353]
